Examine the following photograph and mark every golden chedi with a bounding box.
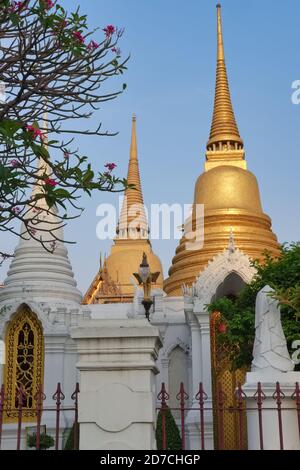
[84,116,163,304]
[163,5,280,296]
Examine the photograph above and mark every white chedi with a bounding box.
[251,285,294,373]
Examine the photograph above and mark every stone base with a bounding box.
[243,371,300,450]
[71,318,162,450]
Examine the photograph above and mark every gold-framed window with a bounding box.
[4,305,44,423]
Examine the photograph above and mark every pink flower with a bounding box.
[73,31,85,44]
[60,19,68,28]
[10,159,20,168]
[43,0,54,9]
[103,25,115,37]
[10,1,26,13]
[50,240,57,251]
[218,323,227,334]
[104,162,117,171]
[44,178,57,187]
[12,207,21,214]
[111,47,121,55]
[26,124,44,140]
[63,151,70,159]
[87,40,100,51]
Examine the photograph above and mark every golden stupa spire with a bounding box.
[83,115,163,304]
[205,4,246,170]
[117,115,148,238]
[163,4,280,296]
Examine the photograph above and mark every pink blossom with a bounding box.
[87,40,100,51]
[10,159,20,168]
[9,1,26,13]
[60,19,68,28]
[50,240,57,252]
[218,323,227,334]
[111,47,121,55]
[103,25,115,38]
[63,151,70,159]
[12,207,21,214]
[73,31,85,44]
[26,124,44,140]
[43,0,54,9]
[28,228,37,236]
[104,162,117,171]
[44,178,57,187]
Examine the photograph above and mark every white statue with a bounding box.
[251,285,294,373]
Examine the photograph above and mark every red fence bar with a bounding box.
[236,383,246,450]
[254,382,265,450]
[176,383,188,450]
[16,385,25,451]
[217,382,226,450]
[34,386,46,451]
[195,382,208,450]
[157,383,169,450]
[292,382,300,440]
[273,382,285,450]
[0,385,5,450]
[71,383,80,450]
[52,383,65,451]
[0,380,299,451]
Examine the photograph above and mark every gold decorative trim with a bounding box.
[4,305,44,423]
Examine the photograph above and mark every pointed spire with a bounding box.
[126,114,144,206]
[207,5,243,151]
[117,115,148,239]
[31,109,51,200]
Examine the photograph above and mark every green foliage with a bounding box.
[0,0,129,260]
[27,432,54,450]
[63,423,79,450]
[207,243,300,370]
[156,407,181,450]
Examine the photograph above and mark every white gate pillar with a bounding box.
[71,318,162,450]
[243,372,300,450]
[185,299,214,450]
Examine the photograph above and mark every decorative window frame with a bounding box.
[3,304,44,423]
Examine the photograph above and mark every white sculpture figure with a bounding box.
[252,285,294,373]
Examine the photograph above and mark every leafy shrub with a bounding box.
[156,407,181,450]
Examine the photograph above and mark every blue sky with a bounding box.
[1,0,300,293]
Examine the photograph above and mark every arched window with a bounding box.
[213,272,246,302]
[4,305,44,422]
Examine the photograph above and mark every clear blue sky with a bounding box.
[1,0,300,293]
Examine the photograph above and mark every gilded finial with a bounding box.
[140,252,149,267]
[206,5,243,152]
[117,116,148,238]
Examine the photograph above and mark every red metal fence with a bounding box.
[1,381,299,450]
[157,381,300,450]
[0,383,79,450]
